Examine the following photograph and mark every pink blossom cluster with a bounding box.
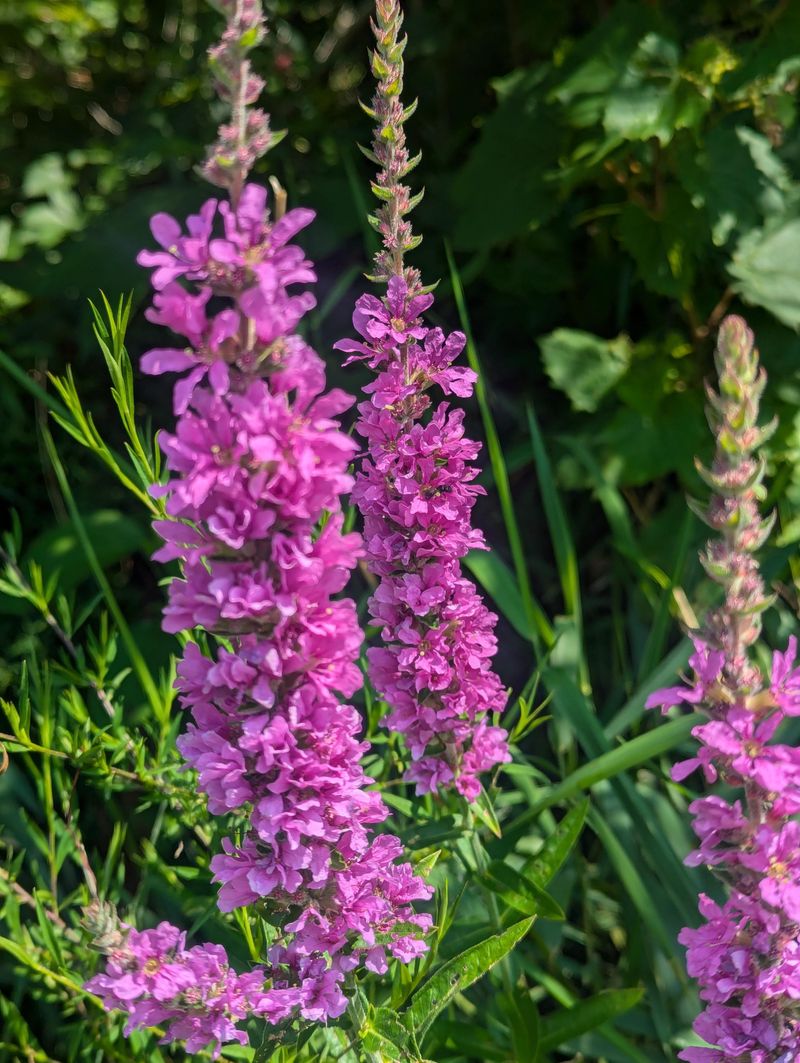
[201,0,278,198]
[134,185,432,1029]
[335,277,509,799]
[88,187,431,1057]
[649,638,800,1060]
[647,316,800,1061]
[86,922,272,1056]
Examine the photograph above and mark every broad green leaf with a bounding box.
[451,67,561,249]
[603,33,709,143]
[617,187,705,299]
[478,860,565,920]
[729,216,800,328]
[23,510,148,593]
[540,329,632,414]
[539,988,644,1052]
[406,918,533,1040]
[549,5,662,124]
[675,122,791,246]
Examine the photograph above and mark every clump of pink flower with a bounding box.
[647,316,800,1060]
[335,0,509,800]
[85,914,270,1057]
[85,0,431,1052]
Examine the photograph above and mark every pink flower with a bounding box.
[336,275,508,795]
[771,636,800,716]
[645,639,725,714]
[86,922,267,1059]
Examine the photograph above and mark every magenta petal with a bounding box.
[140,348,195,375]
[149,212,182,248]
[271,207,315,247]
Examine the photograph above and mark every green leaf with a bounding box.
[22,510,148,594]
[589,808,678,958]
[472,784,503,838]
[464,549,530,639]
[603,33,709,143]
[540,329,632,413]
[617,186,705,299]
[427,1021,507,1062]
[539,988,644,1052]
[478,860,565,920]
[675,122,791,247]
[604,638,693,738]
[523,798,589,887]
[501,710,698,846]
[451,67,562,249]
[549,5,662,125]
[729,216,800,329]
[447,245,554,657]
[501,986,541,1063]
[361,1007,421,1061]
[406,918,533,1040]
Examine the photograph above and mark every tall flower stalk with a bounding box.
[335,0,509,800]
[648,316,800,1061]
[85,1,431,1054]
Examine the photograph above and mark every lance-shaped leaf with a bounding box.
[538,988,644,1053]
[405,918,533,1041]
[522,797,589,888]
[478,861,565,921]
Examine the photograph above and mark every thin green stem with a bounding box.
[41,427,166,724]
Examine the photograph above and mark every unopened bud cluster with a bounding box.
[202,0,283,203]
[362,0,423,292]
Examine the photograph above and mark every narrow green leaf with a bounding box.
[446,244,553,658]
[604,639,692,739]
[33,890,64,967]
[589,808,679,959]
[523,797,589,887]
[502,713,697,846]
[501,986,541,1063]
[41,429,165,722]
[464,549,530,639]
[527,402,583,635]
[538,988,644,1052]
[478,861,564,920]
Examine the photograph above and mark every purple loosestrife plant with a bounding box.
[85,0,432,1053]
[334,0,509,801]
[647,316,800,1061]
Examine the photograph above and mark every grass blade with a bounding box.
[446,243,553,658]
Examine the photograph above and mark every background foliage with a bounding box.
[2,0,800,1060]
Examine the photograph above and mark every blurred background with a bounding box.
[2,0,800,1059]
